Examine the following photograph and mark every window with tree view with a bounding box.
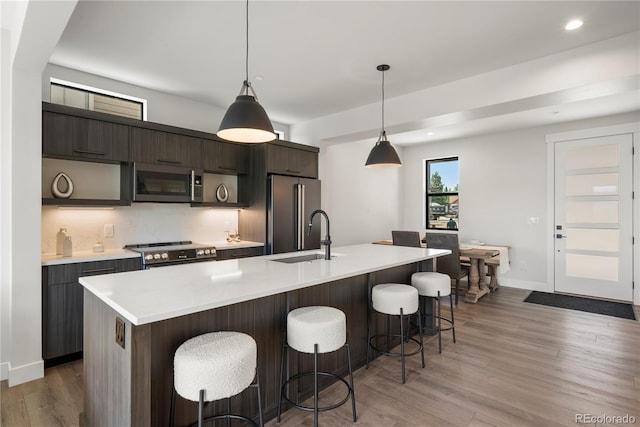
[426,157,459,230]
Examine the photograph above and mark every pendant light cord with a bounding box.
[245,0,249,84]
[381,68,385,133]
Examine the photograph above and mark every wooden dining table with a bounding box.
[458,247,500,303]
[373,240,504,303]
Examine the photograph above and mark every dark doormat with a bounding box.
[524,291,636,320]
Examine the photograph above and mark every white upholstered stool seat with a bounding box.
[278,306,356,427]
[412,272,451,297]
[411,271,457,354]
[367,283,424,384]
[287,306,346,354]
[172,331,263,426]
[372,283,419,315]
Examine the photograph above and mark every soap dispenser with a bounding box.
[62,235,73,257]
[56,228,67,255]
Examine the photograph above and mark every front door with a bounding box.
[554,133,634,301]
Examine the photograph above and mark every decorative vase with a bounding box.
[216,184,229,203]
[51,172,74,199]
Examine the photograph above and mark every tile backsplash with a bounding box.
[42,203,240,253]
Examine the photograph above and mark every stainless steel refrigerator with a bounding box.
[267,175,321,254]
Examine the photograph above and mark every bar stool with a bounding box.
[366,283,425,384]
[412,272,456,353]
[171,331,263,427]
[277,306,357,427]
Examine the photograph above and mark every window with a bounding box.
[50,78,146,120]
[426,157,459,230]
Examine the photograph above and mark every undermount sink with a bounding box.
[272,252,343,264]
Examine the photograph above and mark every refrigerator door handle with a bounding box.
[300,184,306,250]
[296,184,302,250]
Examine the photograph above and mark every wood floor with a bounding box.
[2,287,638,427]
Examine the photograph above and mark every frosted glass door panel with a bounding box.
[566,254,619,282]
[554,133,633,301]
[566,228,619,252]
[565,201,618,224]
[565,173,618,196]
[566,144,618,170]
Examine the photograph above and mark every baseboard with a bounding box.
[0,361,8,381]
[8,359,44,386]
[499,278,551,293]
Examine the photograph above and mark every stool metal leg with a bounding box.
[399,307,406,384]
[314,343,319,427]
[437,291,442,354]
[450,293,456,343]
[198,389,204,427]
[366,275,373,369]
[277,328,287,422]
[226,398,231,427]
[417,307,425,368]
[170,384,176,427]
[255,368,264,427]
[346,339,357,422]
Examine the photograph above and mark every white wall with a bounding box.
[319,140,403,246]
[2,0,77,386]
[401,112,639,292]
[43,64,290,139]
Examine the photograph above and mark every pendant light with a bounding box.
[365,64,401,168]
[218,0,276,144]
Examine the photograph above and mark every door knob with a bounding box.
[556,234,567,239]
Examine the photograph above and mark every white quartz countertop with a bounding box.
[41,241,263,266]
[79,244,450,326]
[42,249,141,266]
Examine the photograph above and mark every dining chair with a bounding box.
[425,233,469,305]
[391,230,422,248]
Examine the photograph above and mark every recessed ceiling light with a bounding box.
[565,19,583,31]
[254,75,264,81]
[427,132,434,136]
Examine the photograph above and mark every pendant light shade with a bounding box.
[218,90,275,143]
[365,131,402,167]
[365,64,401,168]
[218,0,276,144]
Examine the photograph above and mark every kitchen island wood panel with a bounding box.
[84,263,417,426]
[80,244,449,426]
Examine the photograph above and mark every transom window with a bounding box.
[426,157,459,230]
[50,78,146,120]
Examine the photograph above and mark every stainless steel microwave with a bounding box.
[133,163,203,203]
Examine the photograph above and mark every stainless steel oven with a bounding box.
[133,163,203,203]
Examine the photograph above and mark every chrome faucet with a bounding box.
[308,209,331,260]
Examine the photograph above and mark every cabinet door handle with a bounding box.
[73,149,106,156]
[156,159,182,165]
[81,267,116,275]
[286,169,301,174]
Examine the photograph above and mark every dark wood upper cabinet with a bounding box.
[43,111,129,163]
[266,143,318,178]
[201,139,249,174]
[130,127,202,169]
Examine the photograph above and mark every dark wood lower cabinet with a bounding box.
[42,258,142,364]
[83,261,430,427]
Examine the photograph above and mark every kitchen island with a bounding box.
[79,243,450,426]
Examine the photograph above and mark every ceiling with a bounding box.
[50,1,640,145]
